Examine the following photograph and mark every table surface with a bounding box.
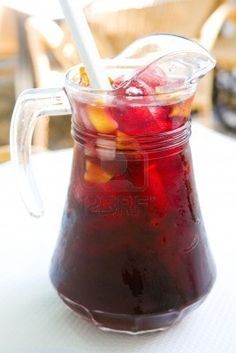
[0,123,236,353]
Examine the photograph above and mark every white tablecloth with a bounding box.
[0,123,236,353]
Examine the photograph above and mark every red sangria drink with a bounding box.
[50,62,216,333]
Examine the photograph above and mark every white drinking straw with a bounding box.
[59,0,111,90]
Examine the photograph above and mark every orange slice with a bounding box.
[170,97,193,118]
[84,160,113,184]
[87,106,118,134]
[116,131,138,150]
[79,66,90,87]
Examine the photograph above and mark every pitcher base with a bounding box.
[59,293,205,335]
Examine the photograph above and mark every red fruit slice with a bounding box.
[110,78,160,135]
[108,105,152,136]
[149,105,172,133]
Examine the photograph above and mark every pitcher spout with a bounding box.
[114,33,216,93]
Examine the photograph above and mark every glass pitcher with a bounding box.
[10,34,216,334]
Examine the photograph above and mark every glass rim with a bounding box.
[64,64,198,101]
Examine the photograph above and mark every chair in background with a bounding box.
[24,17,76,147]
[0,6,36,163]
[0,7,18,164]
[0,6,34,94]
[0,7,18,77]
[196,2,236,124]
[0,146,10,163]
[212,6,236,71]
[25,0,236,149]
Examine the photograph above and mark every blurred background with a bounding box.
[0,0,236,162]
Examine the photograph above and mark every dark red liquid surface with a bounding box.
[50,74,216,333]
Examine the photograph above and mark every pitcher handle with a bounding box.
[10,87,72,217]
